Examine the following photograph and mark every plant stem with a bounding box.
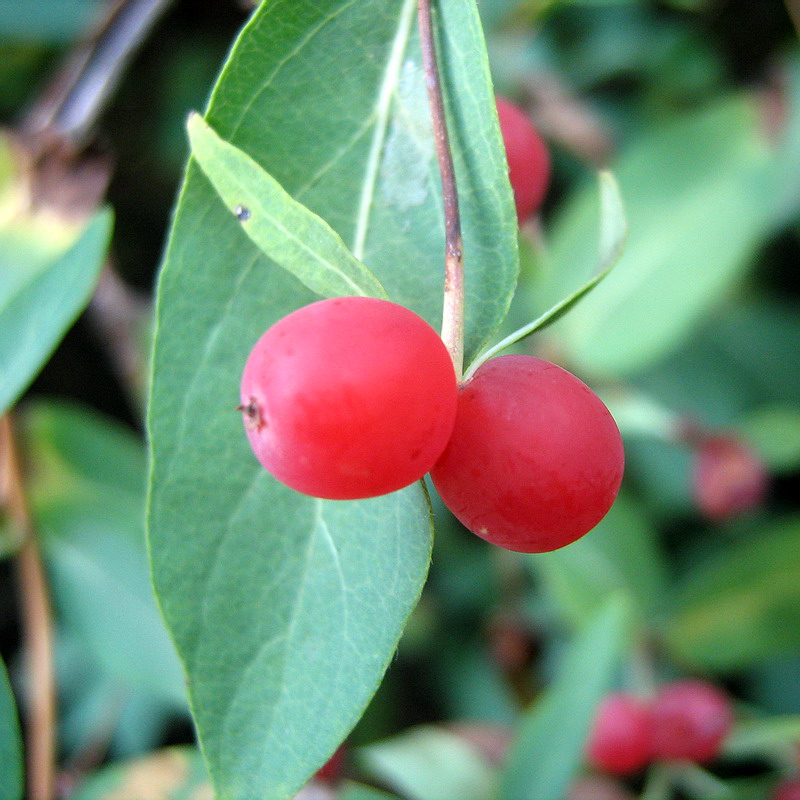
[0,415,56,800]
[417,0,464,379]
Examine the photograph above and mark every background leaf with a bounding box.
[0,655,22,800]
[69,747,209,800]
[339,784,402,800]
[0,209,113,415]
[0,0,102,42]
[538,95,777,377]
[740,404,800,474]
[725,716,800,760]
[530,493,667,629]
[148,1,515,797]
[25,401,186,708]
[467,170,625,376]
[497,595,630,800]
[664,516,800,671]
[358,726,496,800]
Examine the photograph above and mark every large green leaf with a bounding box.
[531,493,667,629]
[0,209,113,415]
[0,656,22,800]
[498,595,630,800]
[149,2,515,798]
[26,402,186,708]
[539,95,776,377]
[664,517,800,671]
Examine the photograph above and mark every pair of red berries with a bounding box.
[586,681,734,776]
[240,296,624,553]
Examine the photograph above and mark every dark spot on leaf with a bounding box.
[234,205,251,222]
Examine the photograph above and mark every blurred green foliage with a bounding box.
[1,0,800,798]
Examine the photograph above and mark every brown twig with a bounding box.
[22,0,176,153]
[786,0,800,40]
[86,264,152,417]
[0,415,56,800]
[417,0,465,379]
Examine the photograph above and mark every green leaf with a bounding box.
[69,747,209,800]
[540,95,776,377]
[358,726,497,800]
[498,595,631,800]
[466,170,625,377]
[187,113,388,300]
[725,716,800,760]
[0,0,103,42]
[339,784,402,800]
[0,656,23,800]
[25,401,186,708]
[664,517,800,671]
[149,2,515,798]
[531,493,667,629]
[740,404,800,474]
[0,208,113,415]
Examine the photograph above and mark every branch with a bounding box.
[22,0,176,152]
[417,0,464,379]
[0,415,56,800]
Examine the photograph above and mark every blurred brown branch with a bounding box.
[0,415,56,800]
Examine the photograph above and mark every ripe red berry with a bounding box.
[651,680,733,763]
[692,434,768,522]
[772,779,800,800]
[587,693,654,775]
[430,355,624,553]
[496,96,550,222]
[315,744,346,784]
[240,297,457,500]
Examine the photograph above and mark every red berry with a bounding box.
[240,297,457,500]
[692,434,768,522]
[496,96,550,222]
[587,693,654,775]
[651,680,733,763]
[773,779,800,800]
[430,355,624,553]
[315,744,346,784]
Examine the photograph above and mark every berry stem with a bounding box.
[417,0,464,379]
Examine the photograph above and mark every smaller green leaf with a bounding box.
[0,208,113,415]
[498,595,631,800]
[465,171,625,379]
[0,656,23,800]
[664,517,800,671]
[359,726,496,800]
[187,113,388,300]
